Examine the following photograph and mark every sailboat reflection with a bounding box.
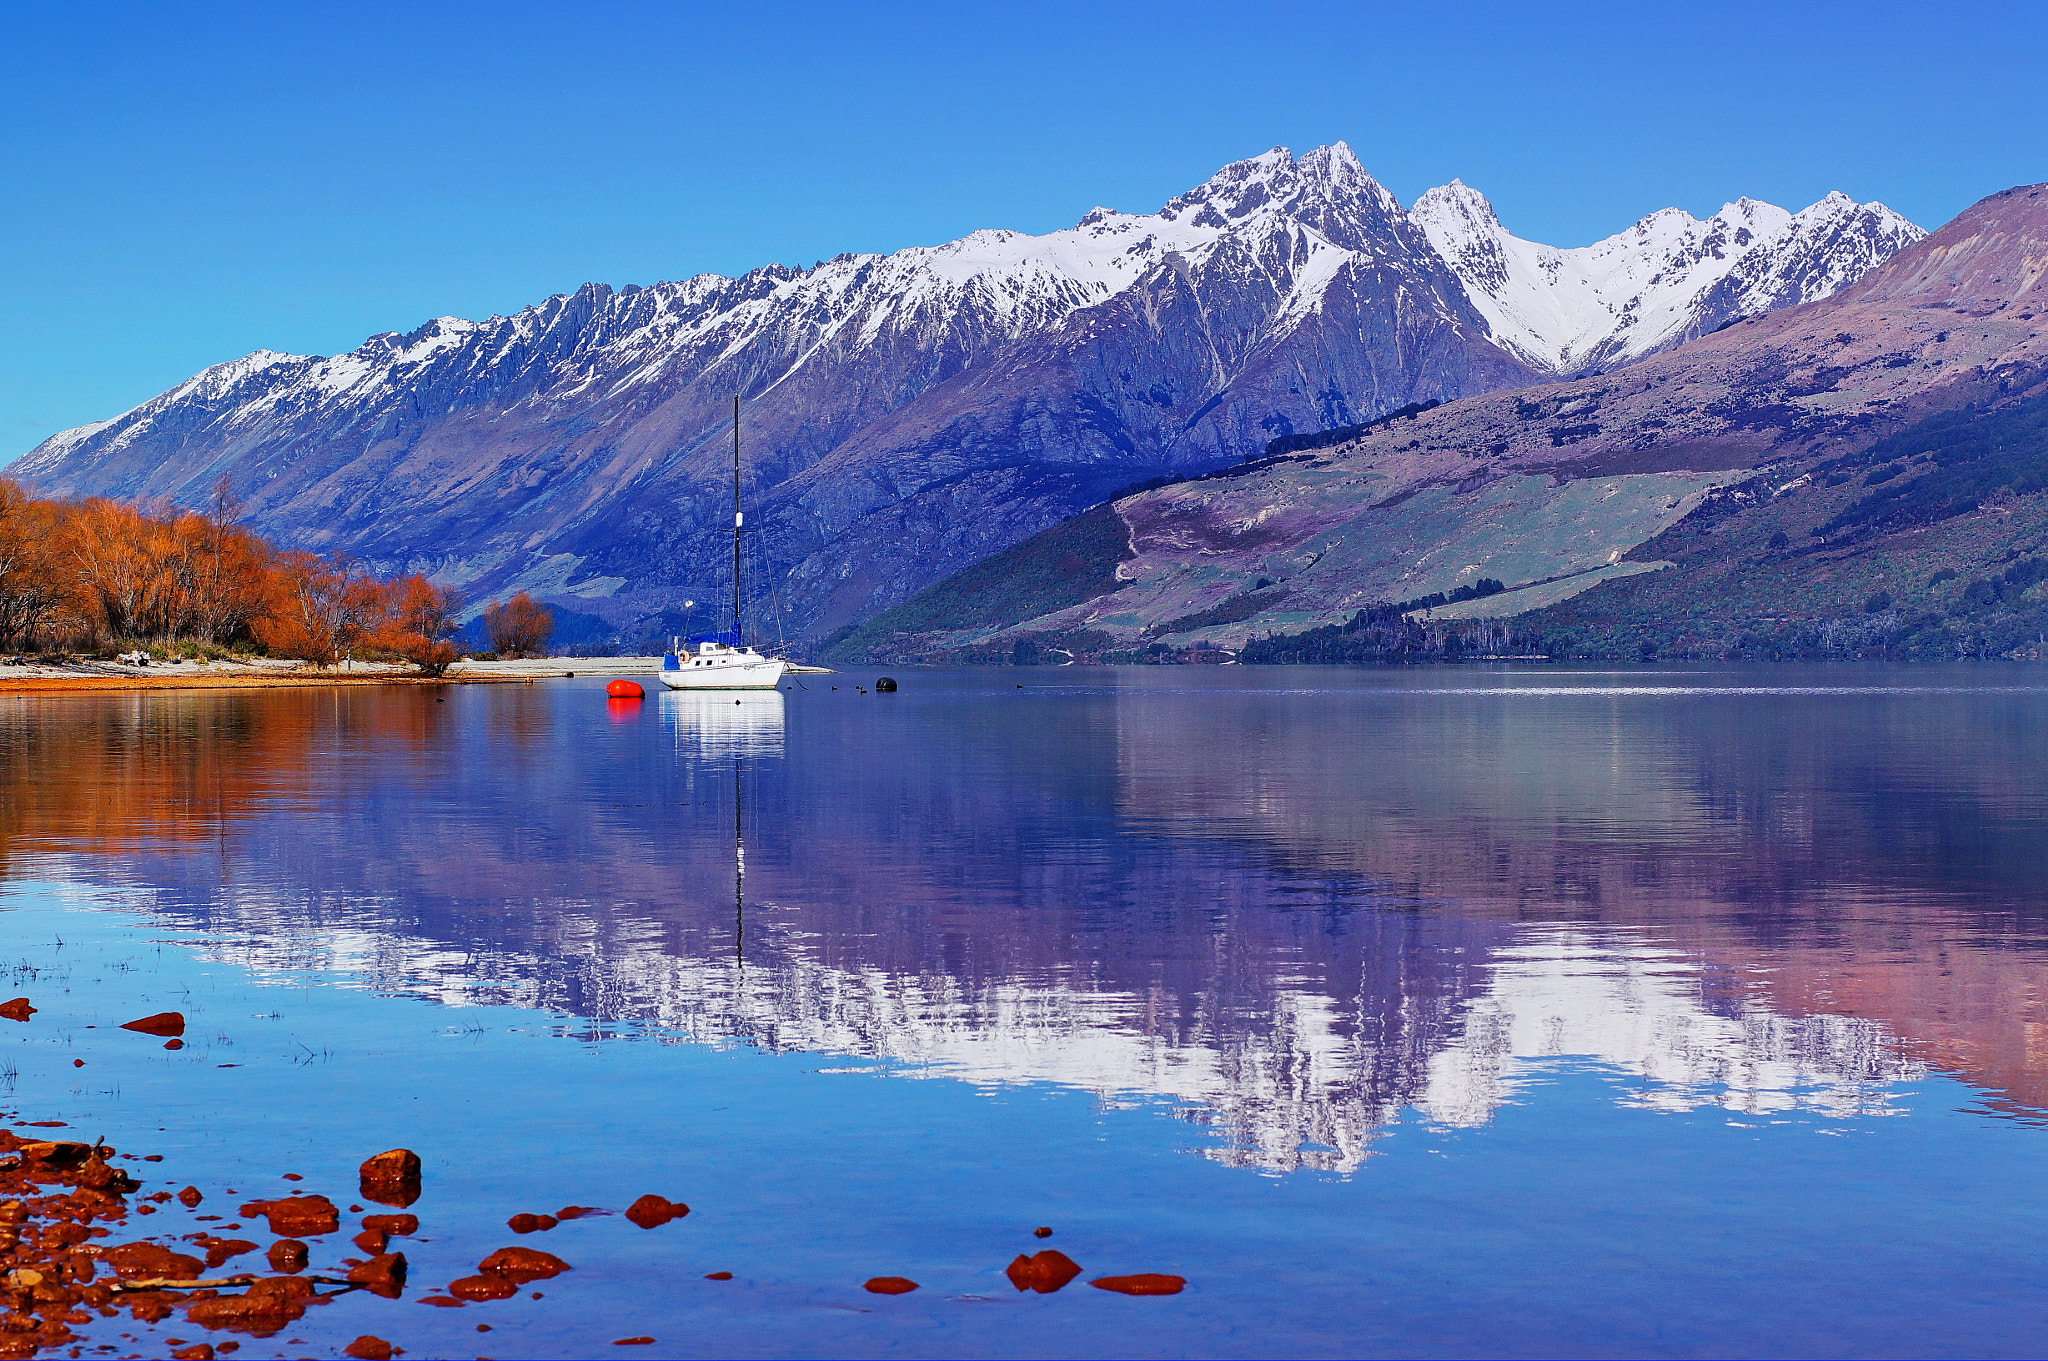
[660,688,785,759]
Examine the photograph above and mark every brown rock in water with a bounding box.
[17,1140,92,1168]
[164,1039,184,1050]
[71,1059,84,1068]
[613,1339,656,1347]
[346,1252,407,1297]
[703,1272,733,1280]
[266,1240,309,1274]
[446,1275,518,1302]
[119,1012,186,1038]
[477,1247,569,1284]
[168,1346,214,1360]
[506,1213,556,1234]
[1034,1226,1053,1238]
[623,1194,687,1230]
[1089,1273,1185,1296]
[416,1296,464,1308]
[241,1196,339,1238]
[186,1277,314,1334]
[353,1228,388,1255]
[177,1186,204,1208]
[358,1149,421,1208]
[0,999,33,1022]
[554,1205,602,1220]
[198,1237,257,1269]
[342,1337,394,1361]
[1005,1250,1083,1294]
[863,1277,919,1295]
[102,1241,205,1280]
[362,1213,418,1237]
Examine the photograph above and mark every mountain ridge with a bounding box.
[15,145,1922,643]
[825,182,2048,665]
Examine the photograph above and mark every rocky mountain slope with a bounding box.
[828,183,2048,664]
[14,146,1918,643]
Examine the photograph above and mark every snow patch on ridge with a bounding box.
[1411,181,1925,372]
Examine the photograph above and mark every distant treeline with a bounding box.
[0,479,551,669]
[1262,399,1443,458]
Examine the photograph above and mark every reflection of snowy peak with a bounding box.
[181,895,1917,1176]
[1412,181,1925,372]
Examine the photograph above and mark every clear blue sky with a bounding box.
[4,0,2045,462]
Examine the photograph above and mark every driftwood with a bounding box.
[107,1274,356,1293]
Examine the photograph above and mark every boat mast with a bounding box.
[731,395,742,645]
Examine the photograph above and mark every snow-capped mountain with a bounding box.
[1411,182,1924,372]
[14,145,1919,640]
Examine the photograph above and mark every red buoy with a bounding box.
[606,678,645,699]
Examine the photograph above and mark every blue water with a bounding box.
[2,665,2046,1358]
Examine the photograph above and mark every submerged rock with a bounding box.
[358,1149,421,1208]
[346,1252,407,1297]
[239,1196,339,1238]
[1089,1273,1186,1296]
[1005,1250,1082,1294]
[477,1247,569,1283]
[623,1195,687,1230]
[103,1241,205,1280]
[185,1276,316,1335]
[265,1240,308,1274]
[448,1274,518,1302]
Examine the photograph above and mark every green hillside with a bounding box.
[819,503,1133,663]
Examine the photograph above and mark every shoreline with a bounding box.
[0,656,673,695]
[0,672,531,696]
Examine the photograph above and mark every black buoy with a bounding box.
[875,677,898,692]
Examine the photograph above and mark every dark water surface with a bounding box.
[2,665,2047,1359]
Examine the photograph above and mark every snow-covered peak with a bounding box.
[1159,142,1399,230]
[1412,179,1499,228]
[1412,182,1924,371]
[14,348,313,473]
[18,418,114,468]
[18,148,1925,480]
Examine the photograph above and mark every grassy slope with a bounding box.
[818,503,1133,663]
[1242,378,2048,663]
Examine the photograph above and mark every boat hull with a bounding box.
[656,658,785,690]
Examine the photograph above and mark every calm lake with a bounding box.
[2,665,2046,1359]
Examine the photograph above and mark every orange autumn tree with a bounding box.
[254,552,393,668]
[1,478,469,670]
[377,576,465,676]
[0,482,69,648]
[483,591,552,658]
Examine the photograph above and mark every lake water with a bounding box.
[2,664,2046,1359]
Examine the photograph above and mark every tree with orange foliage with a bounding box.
[0,481,70,649]
[376,576,464,676]
[483,591,552,658]
[255,552,392,668]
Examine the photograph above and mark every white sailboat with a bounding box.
[660,399,787,691]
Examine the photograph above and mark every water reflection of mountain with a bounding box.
[0,671,2039,1171]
